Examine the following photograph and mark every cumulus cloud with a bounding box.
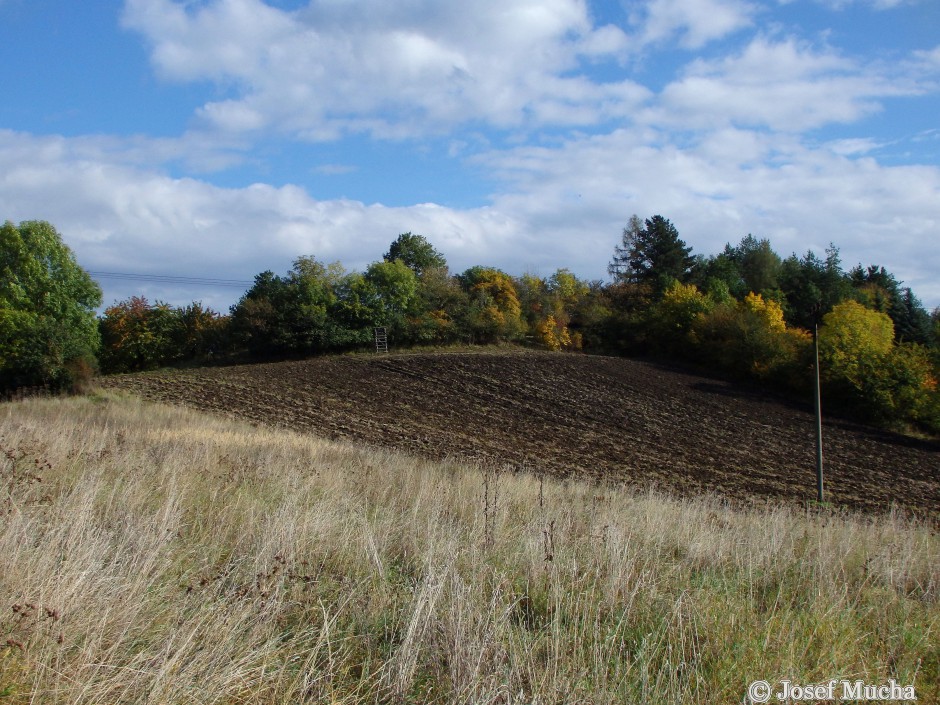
[122,0,642,139]
[2,1,938,314]
[0,129,539,309]
[791,0,919,9]
[475,126,940,305]
[631,0,756,49]
[912,45,940,70]
[650,36,920,131]
[4,123,937,311]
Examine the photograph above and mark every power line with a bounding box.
[88,271,254,288]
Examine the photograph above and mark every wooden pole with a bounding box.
[813,320,824,503]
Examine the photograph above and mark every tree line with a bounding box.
[2,219,938,434]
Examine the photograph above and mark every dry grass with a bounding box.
[0,392,937,704]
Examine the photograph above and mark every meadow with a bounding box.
[1,391,937,703]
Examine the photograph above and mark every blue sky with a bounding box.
[1,0,938,311]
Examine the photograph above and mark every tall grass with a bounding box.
[1,392,937,704]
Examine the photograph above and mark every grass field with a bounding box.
[1,391,937,703]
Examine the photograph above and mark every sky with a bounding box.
[1,0,938,312]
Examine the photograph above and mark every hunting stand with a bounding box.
[374,326,388,354]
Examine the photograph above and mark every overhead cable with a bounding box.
[87,271,253,288]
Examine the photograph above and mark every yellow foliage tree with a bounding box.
[818,300,894,391]
[743,292,786,333]
[692,294,810,382]
[463,268,525,342]
[816,300,939,426]
[471,270,522,320]
[548,269,589,308]
[648,282,713,352]
[537,315,573,351]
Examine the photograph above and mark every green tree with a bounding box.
[893,288,932,346]
[173,302,228,360]
[848,265,932,345]
[230,257,350,357]
[692,295,811,385]
[384,232,447,277]
[932,307,940,356]
[338,259,419,343]
[547,269,589,311]
[885,343,939,432]
[406,265,468,344]
[690,246,745,300]
[228,271,286,357]
[365,260,418,323]
[849,264,898,314]
[610,215,694,296]
[821,286,936,426]
[779,245,851,329]
[0,220,101,391]
[570,283,613,350]
[736,235,782,296]
[515,273,548,330]
[817,300,906,422]
[514,269,591,351]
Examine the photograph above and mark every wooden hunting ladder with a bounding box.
[374,326,388,354]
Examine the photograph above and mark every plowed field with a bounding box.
[101,350,939,515]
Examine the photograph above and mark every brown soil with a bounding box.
[100,350,939,515]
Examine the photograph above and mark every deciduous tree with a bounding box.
[459,267,525,343]
[384,232,446,277]
[98,296,177,372]
[645,281,713,355]
[817,300,907,421]
[230,257,349,357]
[0,220,101,391]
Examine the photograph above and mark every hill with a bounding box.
[101,350,939,515]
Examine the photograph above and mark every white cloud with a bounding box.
[1,121,939,310]
[649,36,920,131]
[0,129,533,308]
[791,0,919,9]
[3,2,939,314]
[631,0,756,49]
[475,126,940,305]
[122,0,641,139]
[912,45,940,69]
[824,137,884,155]
[313,163,357,175]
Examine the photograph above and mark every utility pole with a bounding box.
[812,305,824,503]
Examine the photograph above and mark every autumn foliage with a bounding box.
[2,219,925,435]
[99,297,226,373]
[820,301,938,426]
